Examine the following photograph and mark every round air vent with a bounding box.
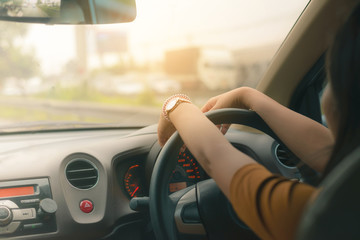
[275,144,300,168]
[65,160,98,189]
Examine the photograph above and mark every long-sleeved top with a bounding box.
[230,164,315,240]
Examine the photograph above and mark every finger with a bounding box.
[158,131,173,147]
[218,124,223,132]
[201,98,216,113]
[157,115,176,146]
[219,124,231,135]
[157,127,168,146]
[201,103,213,113]
[180,144,187,153]
[158,135,167,147]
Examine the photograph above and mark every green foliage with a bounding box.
[0,22,39,81]
[138,88,157,106]
[0,45,39,80]
[37,5,59,17]
[0,104,107,123]
[0,22,27,48]
[36,84,162,107]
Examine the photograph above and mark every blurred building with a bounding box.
[164,46,237,90]
[233,43,279,88]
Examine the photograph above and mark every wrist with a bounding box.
[162,94,192,121]
[236,87,255,110]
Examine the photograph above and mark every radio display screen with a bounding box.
[0,186,35,198]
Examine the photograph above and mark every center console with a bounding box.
[0,178,57,237]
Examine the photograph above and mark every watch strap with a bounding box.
[162,94,191,121]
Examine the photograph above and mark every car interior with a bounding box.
[0,0,359,239]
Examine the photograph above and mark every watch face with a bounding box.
[166,97,179,111]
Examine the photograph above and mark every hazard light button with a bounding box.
[79,200,93,213]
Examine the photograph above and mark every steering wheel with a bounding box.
[149,108,283,240]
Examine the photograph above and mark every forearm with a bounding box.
[239,87,334,172]
[168,103,255,198]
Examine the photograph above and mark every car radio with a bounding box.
[0,178,57,237]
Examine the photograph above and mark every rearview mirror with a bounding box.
[0,0,136,24]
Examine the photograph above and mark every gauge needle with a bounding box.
[131,187,139,197]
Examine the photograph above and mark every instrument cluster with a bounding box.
[120,149,207,199]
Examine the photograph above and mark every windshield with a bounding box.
[0,0,309,131]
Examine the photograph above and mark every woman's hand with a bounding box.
[201,87,251,113]
[201,87,253,134]
[157,113,177,147]
[158,87,254,146]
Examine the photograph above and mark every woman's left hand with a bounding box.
[157,113,177,147]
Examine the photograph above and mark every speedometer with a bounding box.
[168,150,205,193]
[124,164,145,198]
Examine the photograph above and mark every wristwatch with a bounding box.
[162,94,191,121]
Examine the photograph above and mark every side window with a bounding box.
[289,54,326,124]
[318,82,328,127]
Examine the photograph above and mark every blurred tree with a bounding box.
[0,22,39,82]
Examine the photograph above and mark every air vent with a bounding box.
[275,145,300,168]
[65,160,98,189]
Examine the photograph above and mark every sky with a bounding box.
[23,0,309,75]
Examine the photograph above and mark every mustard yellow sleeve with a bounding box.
[230,164,315,240]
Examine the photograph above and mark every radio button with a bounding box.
[0,207,12,226]
[39,198,57,214]
[23,223,43,231]
[0,208,10,219]
[0,221,20,234]
[12,208,36,221]
[0,200,18,209]
[21,199,40,204]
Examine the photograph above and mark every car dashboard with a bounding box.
[0,125,304,240]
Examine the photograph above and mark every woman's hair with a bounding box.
[323,4,360,177]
